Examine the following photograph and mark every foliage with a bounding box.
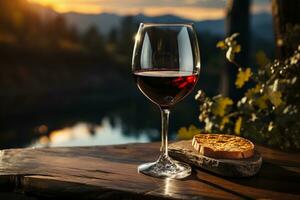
[177,125,201,140]
[0,0,108,54]
[235,68,252,88]
[216,33,241,62]
[178,33,300,150]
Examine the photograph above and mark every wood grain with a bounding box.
[0,142,299,200]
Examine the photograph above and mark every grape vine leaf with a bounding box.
[212,96,233,117]
[235,68,252,88]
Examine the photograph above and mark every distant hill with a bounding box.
[64,12,122,35]
[251,12,273,40]
[28,1,273,40]
[63,12,225,36]
[133,14,225,35]
[29,3,59,21]
[63,12,273,41]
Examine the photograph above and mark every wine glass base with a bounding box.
[138,155,191,179]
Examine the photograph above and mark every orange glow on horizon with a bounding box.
[126,7,225,20]
[28,0,270,20]
[28,0,225,20]
[28,0,104,14]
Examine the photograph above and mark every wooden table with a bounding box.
[0,142,299,200]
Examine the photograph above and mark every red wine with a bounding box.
[134,70,198,108]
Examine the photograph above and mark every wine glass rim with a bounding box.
[140,22,194,27]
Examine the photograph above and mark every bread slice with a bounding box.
[192,134,254,159]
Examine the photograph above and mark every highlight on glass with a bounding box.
[132,23,201,179]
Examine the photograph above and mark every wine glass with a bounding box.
[132,23,200,179]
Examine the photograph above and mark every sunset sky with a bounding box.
[28,0,271,20]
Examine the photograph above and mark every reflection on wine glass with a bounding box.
[132,23,200,179]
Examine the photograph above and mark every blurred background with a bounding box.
[0,0,275,149]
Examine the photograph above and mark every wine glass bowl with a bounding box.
[133,70,198,109]
[132,23,200,179]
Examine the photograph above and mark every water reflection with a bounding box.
[30,118,158,148]
[0,87,201,149]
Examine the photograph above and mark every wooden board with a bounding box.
[0,142,299,200]
[169,140,262,177]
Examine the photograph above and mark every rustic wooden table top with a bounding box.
[0,142,299,200]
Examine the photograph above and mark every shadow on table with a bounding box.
[229,162,300,195]
[188,161,300,199]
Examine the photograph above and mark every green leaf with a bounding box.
[212,96,233,117]
[204,118,213,132]
[226,47,235,62]
[234,117,242,135]
[245,84,261,98]
[268,121,274,132]
[268,90,282,107]
[177,125,201,140]
[230,33,240,40]
[195,90,205,101]
[255,95,268,109]
[233,44,241,53]
[235,68,252,88]
[255,51,269,68]
[216,41,226,49]
[220,116,230,130]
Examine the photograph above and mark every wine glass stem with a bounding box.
[160,108,170,158]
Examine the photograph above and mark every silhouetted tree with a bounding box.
[225,0,251,100]
[82,25,104,54]
[108,28,118,44]
[68,25,80,42]
[117,16,137,57]
[272,0,300,58]
[0,0,27,35]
